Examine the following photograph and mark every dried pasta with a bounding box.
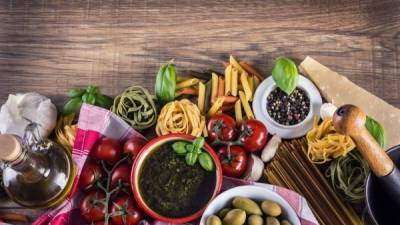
[156,99,205,137]
[112,86,157,130]
[306,117,355,163]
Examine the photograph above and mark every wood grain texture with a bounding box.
[0,0,399,223]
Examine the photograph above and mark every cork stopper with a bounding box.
[0,134,22,162]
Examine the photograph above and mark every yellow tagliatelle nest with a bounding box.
[156,99,205,137]
[306,117,355,164]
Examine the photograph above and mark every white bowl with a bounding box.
[253,75,322,139]
[200,185,301,225]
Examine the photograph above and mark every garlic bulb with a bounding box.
[0,93,57,139]
[320,103,337,120]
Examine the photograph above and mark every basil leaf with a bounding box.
[172,142,188,155]
[63,97,82,115]
[87,93,96,104]
[95,94,113,109]
[199,152,214,171]
[185,152,198,166]
[272,57,299,95]
[191,137,205,153]
[86,85,99,95]
[68,88,85,98]
[82,93,89,103]
[365,116,385,148]
[155,60,176,104]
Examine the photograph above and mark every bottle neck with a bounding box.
[6,145,50,183]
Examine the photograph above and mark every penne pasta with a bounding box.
[235,100,243,125]
[176,78,200,89]
[229,55,244,73]
[240,71,252,101]
[207,96,224,118]
[175,87,197,97]
[224,65,232,95]
[239,91,254,119]
[239,60,264,81]
[223,95,238,105]
[217,76,225,97]
[248,75,255,100]
[198,82,206,113]
[231,68,238,96]
[211,73,219,103]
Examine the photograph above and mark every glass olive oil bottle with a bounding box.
[0,133,75,208]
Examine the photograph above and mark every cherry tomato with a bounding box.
[239,119,268,152]
[80,161,105,191]
[217,145,248,177]
[111,196,143,225]
[110,163,131,189]
[207,113,237,143]
[123,137,147,160]
[80,191,106,222]
[92,138,122,163]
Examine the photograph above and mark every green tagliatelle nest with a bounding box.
[325,150,369,203]
[112,86,158,130]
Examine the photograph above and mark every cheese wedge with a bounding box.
[299,56,400,149]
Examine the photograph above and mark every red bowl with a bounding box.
[131,133,223,224]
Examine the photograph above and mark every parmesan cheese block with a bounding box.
[299,56,400,149]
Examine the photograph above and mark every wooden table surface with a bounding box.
[0,0,399,224]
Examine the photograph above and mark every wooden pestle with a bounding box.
[332,104,394,177]
[333,104,400,208]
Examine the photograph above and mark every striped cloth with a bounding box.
[23,104,318,225]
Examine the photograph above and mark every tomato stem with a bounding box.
[210,120,245,159]
[98,155,130,225]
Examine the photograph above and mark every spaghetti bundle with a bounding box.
[307,117,355,163]
[112,86,157,130]
[265,138,362,225]
[156,99,205,137]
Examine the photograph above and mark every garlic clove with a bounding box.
[261,135,282,162]
[320,103,337,120]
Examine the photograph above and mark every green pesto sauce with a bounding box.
[139,141,216,218]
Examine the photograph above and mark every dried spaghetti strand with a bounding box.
[112,86,157,130]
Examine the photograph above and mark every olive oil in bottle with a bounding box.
[0,134,75,208]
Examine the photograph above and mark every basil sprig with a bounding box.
[155,60,177,105]
[366,116,385,147]
[172,137,214,171]
[63,86,113,115]
[272,57,299,95]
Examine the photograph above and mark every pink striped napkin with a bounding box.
[25,104,318,225]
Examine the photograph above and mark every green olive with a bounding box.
[248,215,263,225]
[223,209,246,225]
[266,217,280,225]
[206,215,222,225]
[218,208,231,219]
[261,200,282,217]
[232,197,262,215]
[280,220,292,225]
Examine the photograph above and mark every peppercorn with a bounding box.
[267,87,310,125]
